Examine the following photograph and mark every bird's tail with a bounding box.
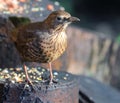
[0,17,14,42]
[3,16,31,42]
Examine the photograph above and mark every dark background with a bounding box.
[52,0,120,89]
[54,0,120,38]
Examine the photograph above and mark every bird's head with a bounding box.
[44,10,80,30]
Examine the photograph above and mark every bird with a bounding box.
[9,10,80,84]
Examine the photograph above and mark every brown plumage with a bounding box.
[10,10,80,84]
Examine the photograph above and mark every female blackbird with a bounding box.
[10,10,80,84]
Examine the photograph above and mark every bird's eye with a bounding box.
[57,17,62,21]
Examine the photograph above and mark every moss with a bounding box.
[9,16,31,28]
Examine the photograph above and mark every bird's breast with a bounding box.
[41,32,67,62]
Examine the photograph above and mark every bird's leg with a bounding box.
[49,62,53,84]
[48,62,58,84]
[23,64,33,85]
[23,64,38,91]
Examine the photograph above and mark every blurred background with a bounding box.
[0,0,120,91]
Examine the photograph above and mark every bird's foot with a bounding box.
[42,78,58,85]
[49,79,58,84]
[24,78,37,92]
[20,83,36,99]
[48,78,58,85]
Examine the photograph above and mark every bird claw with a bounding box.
[23,82,38,92]
[50,79,58,84]
[24,79,38,92]
[41,78,58,85]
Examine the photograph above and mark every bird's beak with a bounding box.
[68,16,80,22]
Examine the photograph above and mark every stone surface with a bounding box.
[78,76,120,103]
[1,67,120,103]
[0,67,79,103]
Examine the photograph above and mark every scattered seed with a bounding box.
[11,80,15,83]
[63,77,67,80]
[37,77,42,81]
[41,72,44,74]
[35,80,39,83]
[2,69,8,73]
[33,76,36,79]
[54,72,58,76]
[10,68,14,71]
[16,68,22,71]
[25,84,30,88]
[66,74,69,76]
[42,69,45,72]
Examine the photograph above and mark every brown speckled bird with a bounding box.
[10,10,80,84]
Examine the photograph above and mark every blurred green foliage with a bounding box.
[9,16,31,28]
[116,34,120,44]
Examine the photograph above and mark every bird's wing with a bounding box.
[10,28,19,42]
[10,22,44,43]
[17,29,43,43]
